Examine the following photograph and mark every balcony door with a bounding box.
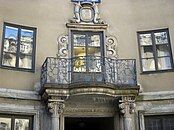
[71,31,104,83]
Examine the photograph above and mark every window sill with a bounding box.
[0,65,35,73]
[140,69,174,75]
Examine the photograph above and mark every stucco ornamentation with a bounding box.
[48,101,65,116]
[70,2,104,24]
[119,97,136,117]
[106,36,118,59]
[57,35,68,58]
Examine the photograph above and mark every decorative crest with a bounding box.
[70,0,104,24]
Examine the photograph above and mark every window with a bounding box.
[145,115,174,130]
[0,114,33,130]
[71,31,104,83]
[137,29,173,72]
[1,23,36,72]
[72,31,104,72]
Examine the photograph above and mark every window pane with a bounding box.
[142,58,155,71]
[145,118,162,130]
[87,47,101,72]
[73,57,86,72]
[156,44,170,57]
[5,26,18,40]
[154,32,168,44]
[88,47,101,57]
[0,117,11,130]
[73,34,86,46]
[14,119,29,130]
[21,29,34,43]
[3,39,17,53]
[88,34,100,46]
[73,47,86,57]
[4,26,18,53]
[163,117,174,130]
[158,57,172,70]
[19,55,32,69]
[139,34,152,45]
[141,46,154,58]
[20,42,33,55]
[88,56,101,72]
[2,52,16,67]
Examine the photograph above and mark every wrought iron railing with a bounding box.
[41,56,137,88]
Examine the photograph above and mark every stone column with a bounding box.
[48,101,65,130]
[119,97,136,130]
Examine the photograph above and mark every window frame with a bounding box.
[0,22,37,72]
[137,28,174,73]
[71,31,105,72]
[144,115,174,130]
[0,114,33,130]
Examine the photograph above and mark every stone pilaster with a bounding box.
[48,100,65,130]
[119,97,136,130]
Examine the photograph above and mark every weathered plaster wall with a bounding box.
[0,0,173,92]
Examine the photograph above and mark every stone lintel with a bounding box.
[66,23,108,30]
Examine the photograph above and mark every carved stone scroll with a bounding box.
[106,36,118,59]
[57,35,68,58]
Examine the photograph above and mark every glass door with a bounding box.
[71,31,104,83]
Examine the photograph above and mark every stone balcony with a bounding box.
[40,56,139,97]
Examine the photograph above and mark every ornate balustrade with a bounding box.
[41,56,137,88]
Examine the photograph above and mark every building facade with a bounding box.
[0,0,174,130]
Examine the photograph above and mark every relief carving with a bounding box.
[57,35,69,58]
[48,101,65,116]
[119,97,136,117]
[70,1,104,24]
[106,36,118,59]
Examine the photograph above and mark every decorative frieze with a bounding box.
[65,107,115,114]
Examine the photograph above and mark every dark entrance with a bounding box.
[65,117,114,130]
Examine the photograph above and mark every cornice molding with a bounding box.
[42,86,139,99]
[0,88,40,100]
[137,91,174,101]
[66,23,108,29]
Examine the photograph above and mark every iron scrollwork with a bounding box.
[43,57,70,84]
[41,56,137,87]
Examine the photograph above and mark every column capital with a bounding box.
[119,96,136,118]
[48,101,65,116]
